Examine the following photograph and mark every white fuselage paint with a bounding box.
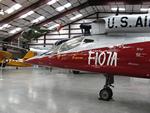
[60,35,150,54]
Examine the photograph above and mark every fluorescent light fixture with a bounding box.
[0,24,11,30]
[5,3,22,14]
[38,16,45,20]
[15,27,22,31]
[70,14,83,20]
[76,14,83,18]
[31,16,45,23]
[9,27,22,34]
[111,7,125,11]
[111,8,117,11]
[64,3,71,8]
[0,27,3,30]
[47,0,59,5]
[0,12,4,15]
[48,24,60,30]
[5,8,14,14]
[3,24,11,28]
[140,8,150,12]
[119,8,125,11]
[56,2,72,12]
[31,19,38,23]
[56,6,65,12]
[0,9,4,15]
[13,4,22,10]
[19,11,34,18]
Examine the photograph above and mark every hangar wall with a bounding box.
[29,13,105,49]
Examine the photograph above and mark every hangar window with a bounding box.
[59,37,83,52]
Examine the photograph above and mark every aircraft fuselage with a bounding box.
[26,35,150,78]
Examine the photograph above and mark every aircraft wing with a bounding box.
[0,50,12,61]
[6,60,32,67]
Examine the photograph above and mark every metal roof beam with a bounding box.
[88,0,147,5]
[4,1,89,42]
[37,2,89,26]
[0,0,50,25]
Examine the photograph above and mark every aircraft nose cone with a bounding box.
[25,54,61,67]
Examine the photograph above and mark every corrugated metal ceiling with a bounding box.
[0,0,149,41]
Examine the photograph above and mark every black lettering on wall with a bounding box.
[120,17,128,27]
[108,18,114,28]
[144,16,147,27]
[135,16,143,27]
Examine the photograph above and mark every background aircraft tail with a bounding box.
[23,51,37,60]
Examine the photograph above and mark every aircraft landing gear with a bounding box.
[72,70,80,74]
[99,74,114,101]
[1,59,7,68]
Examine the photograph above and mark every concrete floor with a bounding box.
[0,67,150,113]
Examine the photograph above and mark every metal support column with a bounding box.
[96,12,99,20]
[44,34,46,47]
[68,24,71,39]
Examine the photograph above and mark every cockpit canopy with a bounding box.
[58,37,94,53]
[40,36,94,56]
[59,37,83,52]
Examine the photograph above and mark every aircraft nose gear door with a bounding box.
[99,74,114,101]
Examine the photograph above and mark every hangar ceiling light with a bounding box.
[56,3,72,12]
[0,9,4,15]
[56,6,65,12]
[19,11,34,19]
[5,3,22,14]
[0,24,11,30]
[31,16,45,23]
[9,27,22,34]
[111,8,125,11]
[70,14,83,20]
[47,0,59,5]
[140,8,150,12]
[48,24,60,30]
[64,3,72,8]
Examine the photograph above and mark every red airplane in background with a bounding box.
[26,14,150,101]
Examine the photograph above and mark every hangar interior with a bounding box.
[1,0,150,49]
[0,0,150,113]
